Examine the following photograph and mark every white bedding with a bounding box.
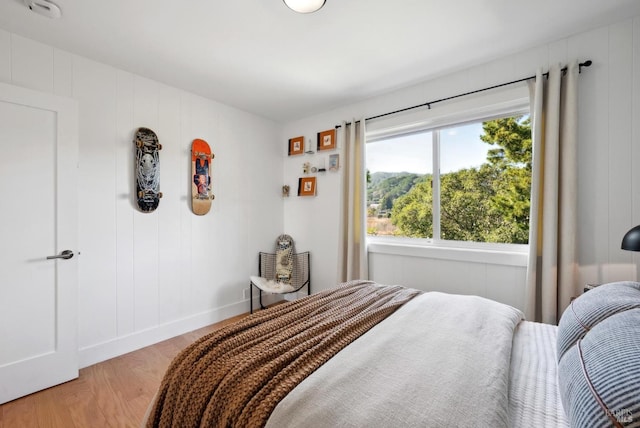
[509,321,568,428]
[266,292,524,428]
[251,281,639,427]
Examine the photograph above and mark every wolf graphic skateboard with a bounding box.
[191,138,215,215]
[134,127,162,212]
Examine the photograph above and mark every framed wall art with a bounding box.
[298,176,317,196]
[329,154,339,171]
[317,129,336,151]
[288,136,304,156]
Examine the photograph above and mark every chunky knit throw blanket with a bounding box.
[146,280,421,428]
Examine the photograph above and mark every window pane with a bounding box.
[440,123,489,173]
[366,132,432,237]
[439,115,531,244]
[366,112,531,245]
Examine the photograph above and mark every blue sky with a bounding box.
[366,122,490,174]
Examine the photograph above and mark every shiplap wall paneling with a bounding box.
[205,105,233,307]
[157,86,183,325]
[283,18,640,304]
[295,170,341,295]
[10,34,52,93]
[214,108,249,305]
[132,76,161,332]
[478,55,518,92]
[607,21,633,277]
[633,17,640,281]
[426,259,487,297]
[241,106,286,299]
[485,265,526,311]
[547,40,568,72]
[515,47,547,77]
[53,49,73,97]
[178,94,194,319]
[188,96,219,315]
[367,253,397,287]
[2,30,283,366]
[116,70,136,337]
[369,251,528,310]
[368,251,526,308]
[74,56,119,348]
[573,27,611,285]
[0,30,10,82]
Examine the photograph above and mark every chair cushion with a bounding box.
[250,276,296,294]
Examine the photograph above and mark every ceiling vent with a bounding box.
[23,0,62,19]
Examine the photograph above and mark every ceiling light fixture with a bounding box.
[283,0,326,14]
[23,0,62,19]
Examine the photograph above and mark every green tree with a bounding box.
[389,115,531,244]
[481,116,532,167]
[480,115,531,243]
[440,165,497,241]
[390,178,433,237]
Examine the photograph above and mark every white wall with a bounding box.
[0,31,283,367]
[282,17,640,310]
[3,14,640,364]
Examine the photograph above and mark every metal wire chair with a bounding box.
[250,251,310,313]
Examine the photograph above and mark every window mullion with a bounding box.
[432,130,441,240]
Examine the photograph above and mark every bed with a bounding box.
[144,280,640,428]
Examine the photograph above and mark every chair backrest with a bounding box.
[259,251,310,290]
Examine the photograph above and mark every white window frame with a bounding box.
[365,86,530,264]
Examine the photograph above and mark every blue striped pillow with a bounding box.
[557,282,640,360]
[556,282,640,427]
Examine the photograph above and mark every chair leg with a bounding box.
[250,282,253,314]
[259,290,266,310]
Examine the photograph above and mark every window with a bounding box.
[366,111,531,245]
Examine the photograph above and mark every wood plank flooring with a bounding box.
[0,313,247,428]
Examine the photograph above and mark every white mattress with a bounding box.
[508,320,569,427]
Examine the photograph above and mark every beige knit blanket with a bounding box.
[145,280,421,428]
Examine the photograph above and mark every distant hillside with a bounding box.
[369,171,404,187]
[367,171,428,213]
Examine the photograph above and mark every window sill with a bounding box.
[367,237,528,267]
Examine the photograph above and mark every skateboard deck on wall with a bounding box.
[191,138,215,215]
[134,127,162,212]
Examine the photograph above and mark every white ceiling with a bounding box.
[1,0,640,122]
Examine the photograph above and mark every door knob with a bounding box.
[46,250,74,260]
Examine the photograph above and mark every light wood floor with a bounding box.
[0,313,247,428]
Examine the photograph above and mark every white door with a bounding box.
[0,82,78,404]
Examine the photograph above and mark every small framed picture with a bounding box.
[317,129,336,151]
[329,154,339,171]
[298,176,317,196]
[288,136,304,156]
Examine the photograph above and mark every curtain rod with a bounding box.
[335,60,592,129]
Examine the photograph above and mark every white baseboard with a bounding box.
[78,299,253,369]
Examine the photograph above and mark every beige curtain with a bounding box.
[337,119,368,282]
[525,61,579,324]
